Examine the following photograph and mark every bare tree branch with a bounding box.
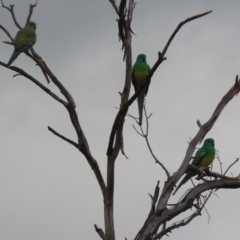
[27,49,50,83]
[137,177,240,240]
[0,61,66,105]
[48,127,79,148]
[2,2,240,240]
[1,1,108,237]
[153,211,200,239]
[204,168,240,181]
[26,0,38,25]
[224,158,239,175]
[1,0,21,28]
[118,119,129,159]
[107,52,164,156]
[0,24,14,41]
[94,224,105,240]
[200,190,213,224]
[216,151,223,174]
[105,2,135,239]
[109,0,119,15]
[1,44,107,201]
[139,107,170,179]
[155,188,213,239]
[162,10,212,57]
[132,124,144,137]
[149,11,212,83]
[196,119,202,128]
[134,76,240,240]
[105,11,215,238]
[135,181,160,240]
[157,75,240,210]
[132,105,170,178]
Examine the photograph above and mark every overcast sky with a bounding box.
[1,0,240,239]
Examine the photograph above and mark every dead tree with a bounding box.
[1,1,240,239]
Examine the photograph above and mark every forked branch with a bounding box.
[162,10,212,57]
[0,3,107,199]
[134,76,240,240]
[1,0,21,28]
[26,0,38,24]
[133,106,170,178]
[107,10,211,156]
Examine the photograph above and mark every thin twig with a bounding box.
[157,75,240,210]
[204,168,240,180]
[26,0,38,25]
[119,119,129,159]
[131,106,170,178]
[0,24,14,41]
[156,188,216,238]
[28,49,50,83]
[94,224,105,240]
[149,11,213,82]
[1,0,21,28]
[153,210,200,239]
[48,127,79,148]
[143,105,149,136]
[135,74,240,238]
[132,125,144,137]
[139,107,170,178]
[126,112,139,123]
[196,119,202,128]
[216,151,223,175]
[203,198,211,224]
[0,61,66,105]
[162,11,212,57]
[224,158,239,175]
[134,181,160,240]
[107,0,136,157]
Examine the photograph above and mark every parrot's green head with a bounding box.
[136,54,147,63]
[203,138,215,147]
[26,21,36,30]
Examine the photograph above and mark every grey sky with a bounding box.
[1,0,240,239]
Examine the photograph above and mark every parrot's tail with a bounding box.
[137,91,145,126]
[172,171,195,195]
[7,50,20,67]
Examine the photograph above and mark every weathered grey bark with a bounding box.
[1,1,240,240]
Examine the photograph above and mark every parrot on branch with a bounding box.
[173,138,216,195]
[131,54,151,125]
[7,21,37,66]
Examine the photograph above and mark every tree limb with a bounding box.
[94,224,105,240]
[0,24,14,41]
[153,211,200,239]
[157,75,240,212]
[135,181,160,240]
[1,0,21,28]
[109,0,119,15]
[48,127,79,148]
[140,107,170,179]
[224,158,239,175]
[135,177,240,240]
[0,61,66,105]
[26,0,38,25]
[162,10,212,57]
[134,76,240,240]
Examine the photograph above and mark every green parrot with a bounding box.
[132,54,151,125]
[7,21,37,67]
[173,138,216,195]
